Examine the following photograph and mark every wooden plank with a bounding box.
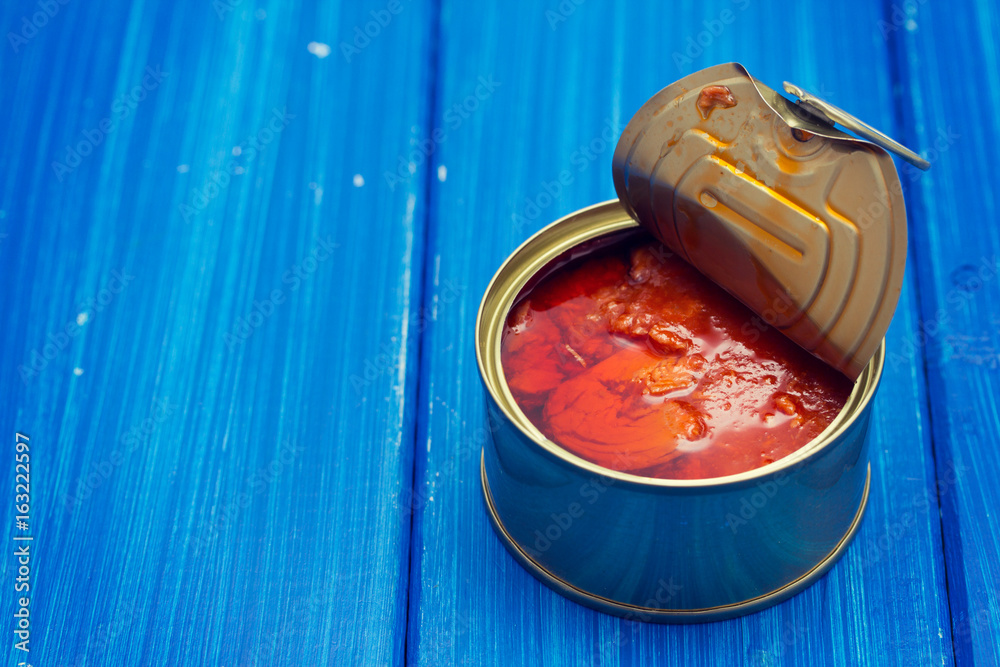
[0,0,433,664]
[888,0,1000,663]
[407,1,952,664]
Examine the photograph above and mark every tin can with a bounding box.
[477,63,923,622]
[477,200,882,622]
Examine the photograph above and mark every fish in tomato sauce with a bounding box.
[501,236,853,480]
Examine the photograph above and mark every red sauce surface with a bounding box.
[501,236,853,480]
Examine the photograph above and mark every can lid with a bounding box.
[612,63,922,380]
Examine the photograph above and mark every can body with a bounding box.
[476,200,881,622]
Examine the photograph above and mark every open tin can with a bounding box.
[477,63,923,622]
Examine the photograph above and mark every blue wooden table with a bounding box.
[1,0,997,664]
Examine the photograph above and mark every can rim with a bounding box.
[476,199,884,491]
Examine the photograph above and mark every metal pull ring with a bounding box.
[783,82,931,170]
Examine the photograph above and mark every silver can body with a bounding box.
[476,200,881,623]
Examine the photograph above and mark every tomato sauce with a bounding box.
[501,235,853,480]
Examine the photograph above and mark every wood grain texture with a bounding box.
[0,0,433,664]
[0,0,994,665]
[888,0,1000,663]
[407,1,953,665]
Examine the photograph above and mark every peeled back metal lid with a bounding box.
[612,63,927,380]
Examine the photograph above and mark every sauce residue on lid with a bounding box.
[501,234,853,480]
[696,85,737,119]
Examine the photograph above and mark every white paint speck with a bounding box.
[176,164,190,173]
[407,162,417,175]
[353,174,365,187]
[307,42,331,58]
[905,19,917,31]
[73,367,84,376]
[437,165,447,182]
[314,187,324,205]
[76,312,89,326]
[232,146,242,156]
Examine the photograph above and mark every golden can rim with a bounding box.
[475,199,884,491]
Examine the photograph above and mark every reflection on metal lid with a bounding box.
[612,63,913,380]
